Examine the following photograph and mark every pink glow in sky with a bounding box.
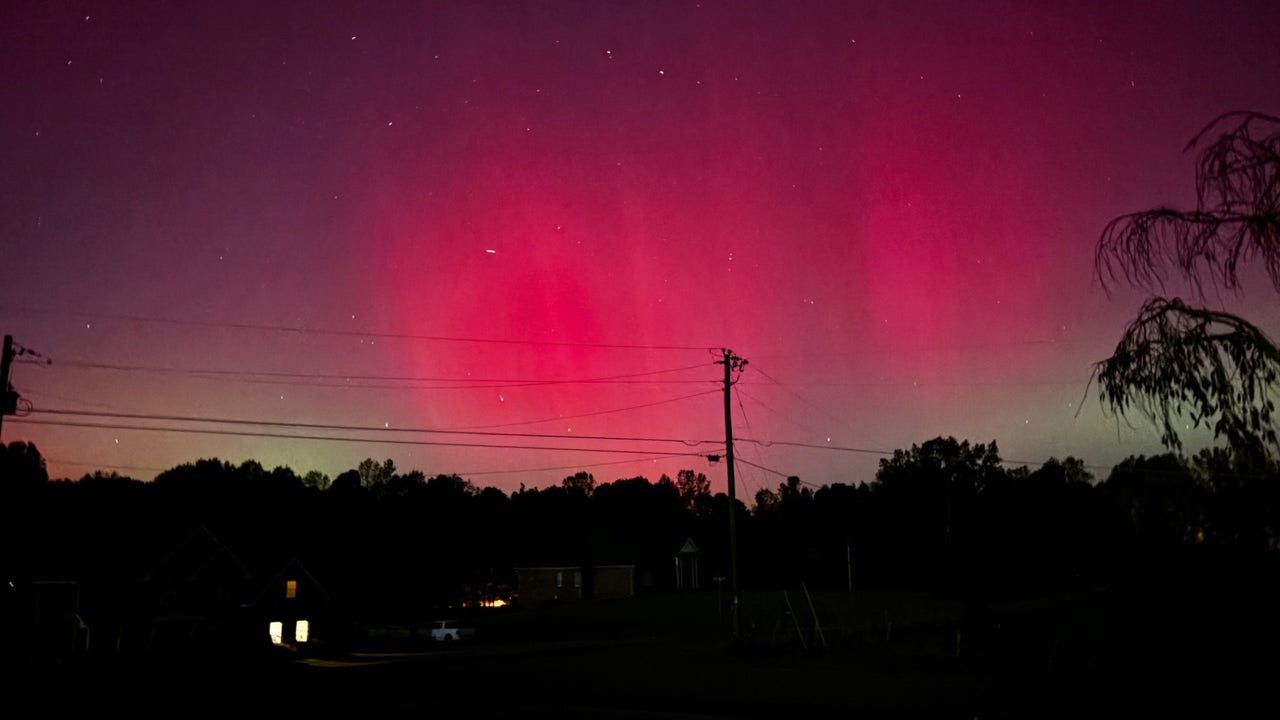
[2,1,1278,495]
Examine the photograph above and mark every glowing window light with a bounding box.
[269,621,283,645]
[286,580,297,599]
[295,619,310,643]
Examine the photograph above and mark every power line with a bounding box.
[31,408,722,447]
[732,384,768,500]
[43,359,717,389]
[747,361,904,446]
[437,388,722,430]
[8,417,716,457]
[0,305,716,351]
[50,373,706,393]
[45,452,723,482]
[455,451,724,477]
[733,455,792,479]
[737,378,1085,388]
[746,336,1098,359]
[737,438,896,456]
[23,406,1129,477]
[735,388,821,435]
[17,389,127,412]
[751,364,821,401]
[21,383,721,434]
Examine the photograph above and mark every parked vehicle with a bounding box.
[427,619,475,642]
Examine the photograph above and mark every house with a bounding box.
[254,557,337,652]
[139,525,262,659]
[514,565,635,605]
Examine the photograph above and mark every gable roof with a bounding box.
[256,557,334,606]
[144,525,251,584]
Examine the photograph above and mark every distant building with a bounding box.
[514,565,635,605]
[674,537,701,590]
[255,557,337,652]
[139,525,261,659]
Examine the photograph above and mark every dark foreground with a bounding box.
[10,586,1278,719]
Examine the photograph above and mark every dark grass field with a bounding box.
[12,585,1278,718]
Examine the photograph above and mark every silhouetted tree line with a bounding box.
[2,434,1278,629]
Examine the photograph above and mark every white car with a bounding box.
[428,619,475,642]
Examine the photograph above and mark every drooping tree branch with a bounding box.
[1096,297,1280,454]
[1094,111,1280,456]
[1096,111,1280,297]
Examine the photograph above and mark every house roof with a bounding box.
[256,557,334,606]
[144,525,251,584]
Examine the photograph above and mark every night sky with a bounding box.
[3,0,1278,495]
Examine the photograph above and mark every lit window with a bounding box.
[286,580,297,599]
[269,621,283,645]
[573,571,582,588]
[295,619,310,643]
[556,571,563,588]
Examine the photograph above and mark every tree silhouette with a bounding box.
[0,440,48,488]
[1190,445,1280,561]
[357,457,397,489]
[561,470,596,496]
[302,469,332,491]
[1094,110,1280,456]
[872,437,1005,586]
[1098,453,1206,583]
[674,468,710,510]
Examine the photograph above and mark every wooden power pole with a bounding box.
[716,348,747,641]
[0,335,14,443]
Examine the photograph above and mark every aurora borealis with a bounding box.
[2,0,1278,494]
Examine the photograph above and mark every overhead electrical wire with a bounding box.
[436,388,723,430]
[734,387,821,435]
[455,452,722,477]
[5,324,1132,480]
[20,380,721,435]
[30,408,723,447]
[733,456,792,480]
[41,359,718,390]
[745,335,1098,359]
[750,364,846,429]
[731,384,768,499]
[24,356,1086,391]
[0,305,716,351]
[9,418,716,457]
[47,452,722,481]
[737,438,896,456]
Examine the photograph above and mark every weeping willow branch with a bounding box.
[1096,297,1280,454]
[1093,111,1280,456]
[1096,111,1280,297]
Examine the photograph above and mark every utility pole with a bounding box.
[0,335,15,443]
[716,348,747,641]
[0,335,45,444]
